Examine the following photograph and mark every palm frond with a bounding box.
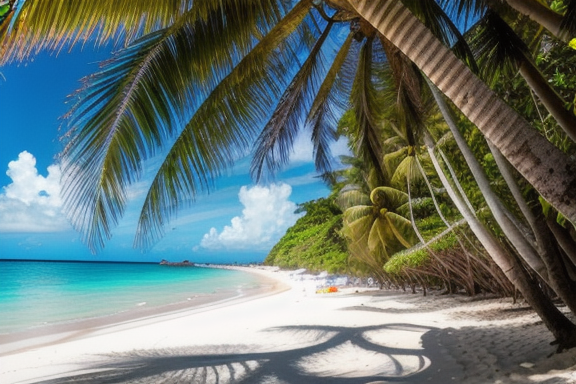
[436,0,488,30]
[384,212,416,248]
[382,146,408,178]
[469,10,529,84]
[343,205,373,223]
[134,1,313,249]
[60,0,296,252]
[369,186,409,211]
[367,217,392,259]
[403,0,478,73]
[250,16,333,181]
[306,32,356,174]
[348,37,386,183]
[560,0,576,39]
[0,0,193,63]
[390,155,420,190]
[336,185,370,210]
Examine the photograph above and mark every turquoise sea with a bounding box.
[0,260,263,335]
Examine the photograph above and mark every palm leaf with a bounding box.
[560,0,576,39]
[368,217,393,261]
[336,185,370,210]
[390,154,421,190]
[383,146,408,178]
[0,0,192,63]
[469,10,529,84]
[60,0,299,252]
[348,37,386,182]
[134,0,313,249]
[384,212,416,248]
[436,0,488,30]
[369,186,409,211]
[250,17,334,181]
[306,32,356,174]
[343,205,373,224]
[403,0,478,72]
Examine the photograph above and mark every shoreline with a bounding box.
[2,265,576,384]
[0,265,288,357]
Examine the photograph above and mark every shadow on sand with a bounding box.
[36,317,465,384]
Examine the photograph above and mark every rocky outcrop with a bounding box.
[159,259,195,267]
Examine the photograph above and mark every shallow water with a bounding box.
[0,260,262,334]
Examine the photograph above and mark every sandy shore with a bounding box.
[1,266,576,384]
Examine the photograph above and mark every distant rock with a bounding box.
[159,259,195,267]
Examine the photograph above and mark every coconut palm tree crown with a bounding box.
[1,0,575,254]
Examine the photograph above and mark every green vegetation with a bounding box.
[3,0,576,350]
[264,198,348,273]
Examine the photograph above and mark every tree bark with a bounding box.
[518,57,576,142]
[424,130,576,351]
[427,79,549,281]
[531,213,576,315]
[346,0,576,223]
[490,140,576,314]
[487,142,537,243]
[547,216,576,268]
[504,0,571,43]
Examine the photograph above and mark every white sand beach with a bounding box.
[1,266,576,384]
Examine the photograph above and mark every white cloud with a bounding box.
[0,151,69,232]
[288,133,351,165]
[200,183,302,250]
[288,133,315,163]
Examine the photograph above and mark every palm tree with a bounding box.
[375,32,576,349]
[2,0,576,349]
[345,0,576,223]
[439,0,576,44]
[341,186,417,281]
[470,10,576,142]
[1,0,575,251]
[423,130,576,351]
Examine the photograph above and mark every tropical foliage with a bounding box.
[264,198,348,273]
[2,0,576,350]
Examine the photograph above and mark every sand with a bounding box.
[1,265,576,384]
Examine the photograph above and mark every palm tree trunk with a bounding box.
[518,56,576,142]
[488,142,576,314]
[424,130,576,351]
[346,0,576,223]
[436,148,477,217]
[427,79,550,281]
[547,216,576,268]
[504,0,571,43]
[487,142,537,242]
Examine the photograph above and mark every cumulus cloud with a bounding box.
[200,183,302,250]
[0,151,69,232]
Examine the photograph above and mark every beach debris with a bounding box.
[316,286,338,294]
[520,362,535,369]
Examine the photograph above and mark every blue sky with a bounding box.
[0,45,348,263]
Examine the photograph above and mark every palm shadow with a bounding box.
[36,322,461,384]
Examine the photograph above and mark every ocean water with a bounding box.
[0,260,263,334]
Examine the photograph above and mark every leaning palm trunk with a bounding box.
[487,142,538,241]
[427,79,549,281]
[416,156,515,294]
[430,80,576,316]
[424,130,576,351]
[489,141,576,310]
[505,0,573,43]
[346,0,576,223]
[518,57,576,142]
